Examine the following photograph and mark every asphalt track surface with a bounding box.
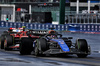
[0,28,100,66]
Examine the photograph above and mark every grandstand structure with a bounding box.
[0,0,100,23]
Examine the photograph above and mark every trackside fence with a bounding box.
[0,21,100,33]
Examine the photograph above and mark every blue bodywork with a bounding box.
[51,39,70,52]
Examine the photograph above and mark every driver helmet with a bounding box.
[22,26,26,31]
[48,30,56,34]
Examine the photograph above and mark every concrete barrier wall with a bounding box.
[0,21,100,32]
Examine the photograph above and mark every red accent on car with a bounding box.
[10,46,19,48]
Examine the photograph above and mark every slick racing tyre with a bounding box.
[76,39,88,58]
[3,31,8,35]
[20,38,33,55]
[35,39,48,56]
[4,35,13,50]
[1,35,5,49]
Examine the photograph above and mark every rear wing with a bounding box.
[8,28,23,32]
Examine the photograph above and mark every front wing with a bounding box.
[43,48,90,55]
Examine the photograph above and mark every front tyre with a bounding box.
[76,39,88,58]
[20,38,33,55]
[34,43,39,56]
[34,39,48,56]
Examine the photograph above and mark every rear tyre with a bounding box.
[4,35,13,50]
[76,39,88,58]
[1,35,5,49]
[20,38,33,55]
[35,39,48,56]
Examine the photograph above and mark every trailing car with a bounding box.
[0,27,27,50]
[19,31,91,58]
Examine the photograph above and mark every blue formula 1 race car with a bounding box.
[19,30,91,58]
